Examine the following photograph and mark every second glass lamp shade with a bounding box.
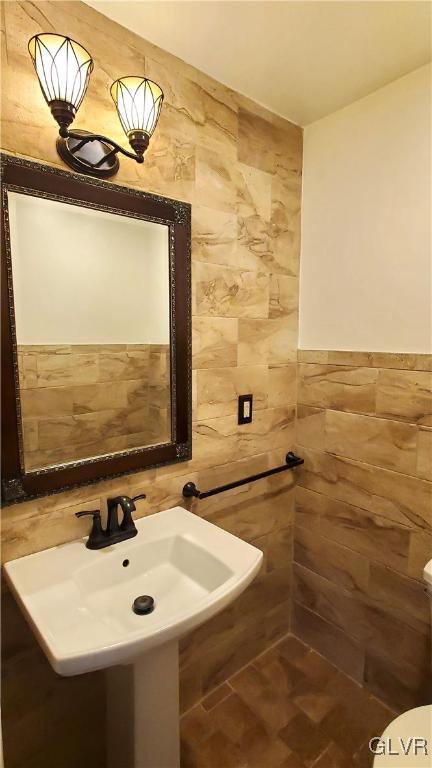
[111,77,164,139]
[28,33,93,128]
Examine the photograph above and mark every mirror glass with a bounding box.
[8,192,171,471]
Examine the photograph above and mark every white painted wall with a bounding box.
[299,64,432,353]
[9,193,170,345]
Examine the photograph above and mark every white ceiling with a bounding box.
[86,1,432,125]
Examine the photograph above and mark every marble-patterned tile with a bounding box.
[238,108,277,174]
[197,89,238,159]
[370,352,432,372]
[270,224,300,278]
[237,162,272,220]
[137,124,196,200]
[93,430,157,457]
[191,451,292,526]
[125,380,149,408]
[271,172,302,277]
[291,603,364,683]
[268,365,297,408]
[325,410,418,474]
[193,261,269,318]
[37,413,103,451]
[73,344,128,353]
[195,146,238,213]
[199,621,268,696]
[145,56,205,132]
[196,366,268,420]
[297,350,330,364]
[296,405,326,450]
[264,600,292,646]
[98,351,151,382]
[316,351,432,371]
[192,206,237,266]
[1,497,101,564]
[147,382,171,411]
[271,172,302,229]
[238,319,298,366]
[364,651,427,713]
[192,317,238,369]
[290,680,337,725]
[18,345,72,354]
[180,602,241,674]
[294,526,370,593]
[324,671,396,738]
[36,353,99,388]
[325,351,374,367]
[235,562,293,630]
[367,563,429,635]
[298,364,378,414]
[376,369,432,426]
[183,632,399,768]
[269,275,299,320]
[180,661,203,714]
[293,486,323,534]
[236,214,300,276]
[201,682,233,712]
[238,406,296,458]
[279,709,333,765]
[293,564,429,673]
[416,427,432,480]
[201,491,279,548]
[17,352,38,389]
[407,530,432,580]
[72,382,128,414]
[236,214,274,272]
[192,414,240,471]
[231,664,297,734]
[238,108,302,175]
[297,447,431,532]
[20,387,74,419]
[295,486,411,575]
[264,526,294,573]
[18,342,172,467]
[22,419,38,453]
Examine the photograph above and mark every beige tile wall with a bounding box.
[293,350,432,712]
[1,2,302,766]
[18,344,171,469]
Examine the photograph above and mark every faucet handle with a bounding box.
[131,493,146,503]
[75,510,106,550]
[75,510,101,519]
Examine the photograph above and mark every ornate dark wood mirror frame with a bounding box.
[1,153,191,505]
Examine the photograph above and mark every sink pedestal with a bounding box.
[107,641,180,768]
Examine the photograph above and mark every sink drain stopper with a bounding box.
[132,595,155,615]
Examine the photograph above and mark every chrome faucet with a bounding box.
[76,493,146,550]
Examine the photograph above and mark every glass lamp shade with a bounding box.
[110,77,164,139]
[28,34,93,126]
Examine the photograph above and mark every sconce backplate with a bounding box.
[56,129,120,179]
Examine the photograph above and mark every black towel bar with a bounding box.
[182,452,304,500]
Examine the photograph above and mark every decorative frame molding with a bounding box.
[1,153,192,504]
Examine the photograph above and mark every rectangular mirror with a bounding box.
[1,154,191,503]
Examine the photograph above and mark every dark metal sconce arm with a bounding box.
[62,128,144,165]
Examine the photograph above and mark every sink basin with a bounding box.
[4,505,262,768]
[4,506,263,676]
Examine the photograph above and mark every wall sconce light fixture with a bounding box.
[28,33,164,179]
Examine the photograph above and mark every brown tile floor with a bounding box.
[180,634,396,768]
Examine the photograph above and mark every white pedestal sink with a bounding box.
[4,506,263,768]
